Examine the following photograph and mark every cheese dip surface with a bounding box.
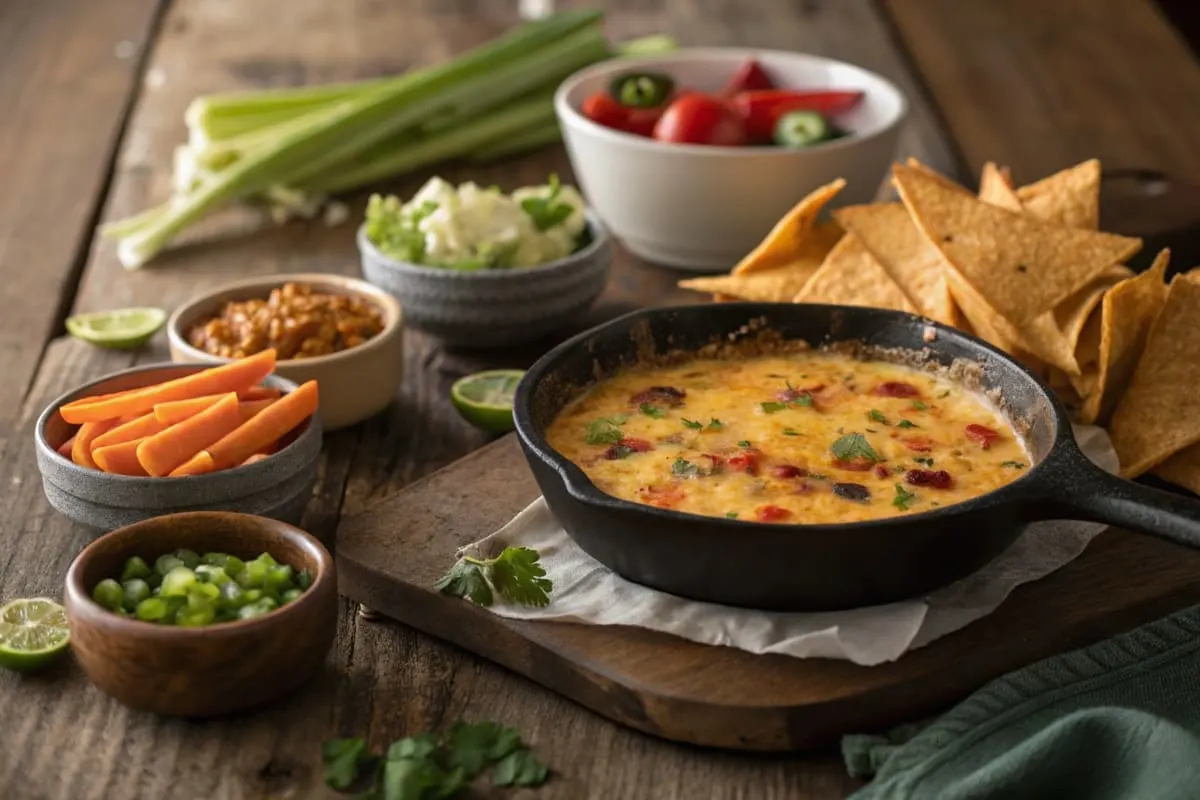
[544,353,1029,523]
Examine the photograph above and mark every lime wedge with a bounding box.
[451,370,525,434]
[0,598,71,673]
[66,307,166,350]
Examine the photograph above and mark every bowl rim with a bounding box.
[356,209,611,279]
[35,363,318,484]
[64,510,334,638]
[554,47,910,158]
[166,272,403,369]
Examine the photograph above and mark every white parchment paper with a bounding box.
[464,426,1117,666]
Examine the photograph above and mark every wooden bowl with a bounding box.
[167,273,404,431]
[64,511,337,717]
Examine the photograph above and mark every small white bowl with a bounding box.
[167,273,404,431]
[554,48,908,271]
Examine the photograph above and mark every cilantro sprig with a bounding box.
[435,546,552,608]
[831,432,880,463]
[639,403,664,419]
[323,720,550,799]
[520,173,574,231]
[893,484,917,511]
[584,415,628,445]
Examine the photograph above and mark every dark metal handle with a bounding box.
[1035,440,1200,551]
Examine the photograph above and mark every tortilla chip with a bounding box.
[792,234,916,313]
[903,158,971,194]
[1107,272,1200,477]
[832,203,959,326]
[732,180,846,275]
[1153,445,1200,494]
[978,162,1023,212]
[679,270,816,304]
[892,163,1142,323]
[1015,159,1101,230]
[1077,250,1171,425]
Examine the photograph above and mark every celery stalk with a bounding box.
[302,90,559,194]
[114,9,603,267]
[470,125,562,162]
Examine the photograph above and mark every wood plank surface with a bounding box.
[884,0,1200,185]
[337,435,1200,752]
[1,1,959,797]
[0,0,162,435]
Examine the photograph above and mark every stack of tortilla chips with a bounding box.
[679,158,1200,491]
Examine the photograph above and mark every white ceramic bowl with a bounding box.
[554,48,908,271]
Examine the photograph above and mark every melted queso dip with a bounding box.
[544,353,1029,523]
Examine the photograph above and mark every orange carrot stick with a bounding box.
[91,412,171,450]
[57,436,77,458]
[58,350,277,424]
[238,398,276,421]
[93,438,150,476]
[136,393,244,477]
[241,385,281,401]
[154,394,224,425]
[71,419,120,469]
[168,451,216,477]
[154,387,283,424]
[207,380,318,470]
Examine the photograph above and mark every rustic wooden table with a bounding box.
[2,1,1198,798]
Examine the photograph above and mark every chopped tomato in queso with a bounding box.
[543,353,1030,523]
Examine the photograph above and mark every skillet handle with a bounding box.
[1035,442,1200,551]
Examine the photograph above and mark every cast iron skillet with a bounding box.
[513,303,1200,612]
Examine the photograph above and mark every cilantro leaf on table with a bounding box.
[489,547,553,607]
[493,749,550,787]
[445,722,522,777]
[435,546,552,608]
[432,561,493,607]
[520,173,574,231]
[322,738,380,791]
[323,719,549,799]
[831,432,880,463]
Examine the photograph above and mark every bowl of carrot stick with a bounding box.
[33,349,323,532]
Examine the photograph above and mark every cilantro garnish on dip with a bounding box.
[364,174,587,270]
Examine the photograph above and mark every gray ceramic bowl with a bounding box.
[34,364,322,532]
[357,211,613,348]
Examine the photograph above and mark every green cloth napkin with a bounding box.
[843,604,1200,800]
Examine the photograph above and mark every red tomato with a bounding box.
[638,483,686,509]
[771,464,806,479]
[900,436,935,453]
[755,504,792,522]
[965,424,1000,450]
[653,93,747,146]
[721,59,775,95]
[727,449,762,475]
[872,382,920,398]
[875,465,891,479]
[580,92,663,137]
[904,469,954,489]
[619,437,654,453]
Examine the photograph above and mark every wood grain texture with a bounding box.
[883,0,1200,184]
[337,435,1200,752]
[8,0,1194,797]
[0,0,162,435]
[2,0,948,796]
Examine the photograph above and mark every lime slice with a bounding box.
[0,598,71,673]
[66,307,166,350]
[451,370,525,434]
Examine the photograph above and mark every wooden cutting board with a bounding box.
[336,434,1200,752]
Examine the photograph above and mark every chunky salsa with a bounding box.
[543,353,1029,524]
